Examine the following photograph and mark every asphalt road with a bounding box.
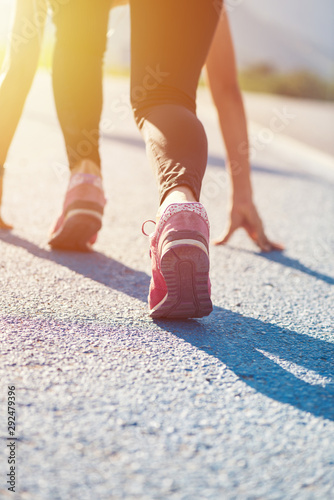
[0,73,334,499]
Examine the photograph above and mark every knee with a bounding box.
[131,86,196,130]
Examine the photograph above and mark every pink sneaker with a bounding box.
[49,173,106,251]
[145,202,213,319]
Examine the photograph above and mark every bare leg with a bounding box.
[205,9,283,251]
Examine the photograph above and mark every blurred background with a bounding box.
[1,0,333,100]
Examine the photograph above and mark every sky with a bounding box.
[0,0,333,78]
[245,0,334,56]
[228,0,334,77]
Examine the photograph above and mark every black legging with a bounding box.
[52,0,222,203]
[52,0,111,170]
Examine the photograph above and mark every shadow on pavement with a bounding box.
[1,232,333,420]
[207,154,328,184]
[0,231,149,303]
[228,247,334,286]
[156,309,334,421]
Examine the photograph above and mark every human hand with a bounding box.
[212,199,284,252]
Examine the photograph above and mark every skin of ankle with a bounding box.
[157,186,197,220]
[71,160,101,178]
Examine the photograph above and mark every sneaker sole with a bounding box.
[48,211,102,252]
[150,242,212,319]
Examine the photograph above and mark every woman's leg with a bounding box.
[51,0,111,172]
[0,0,46,167]
[48,1,111,250]
[130,0,222,208]
[130,0,222,318]
[0,0,46,227]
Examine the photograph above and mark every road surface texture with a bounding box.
[1,73,334,499]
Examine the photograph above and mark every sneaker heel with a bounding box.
[152,243,212,318]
